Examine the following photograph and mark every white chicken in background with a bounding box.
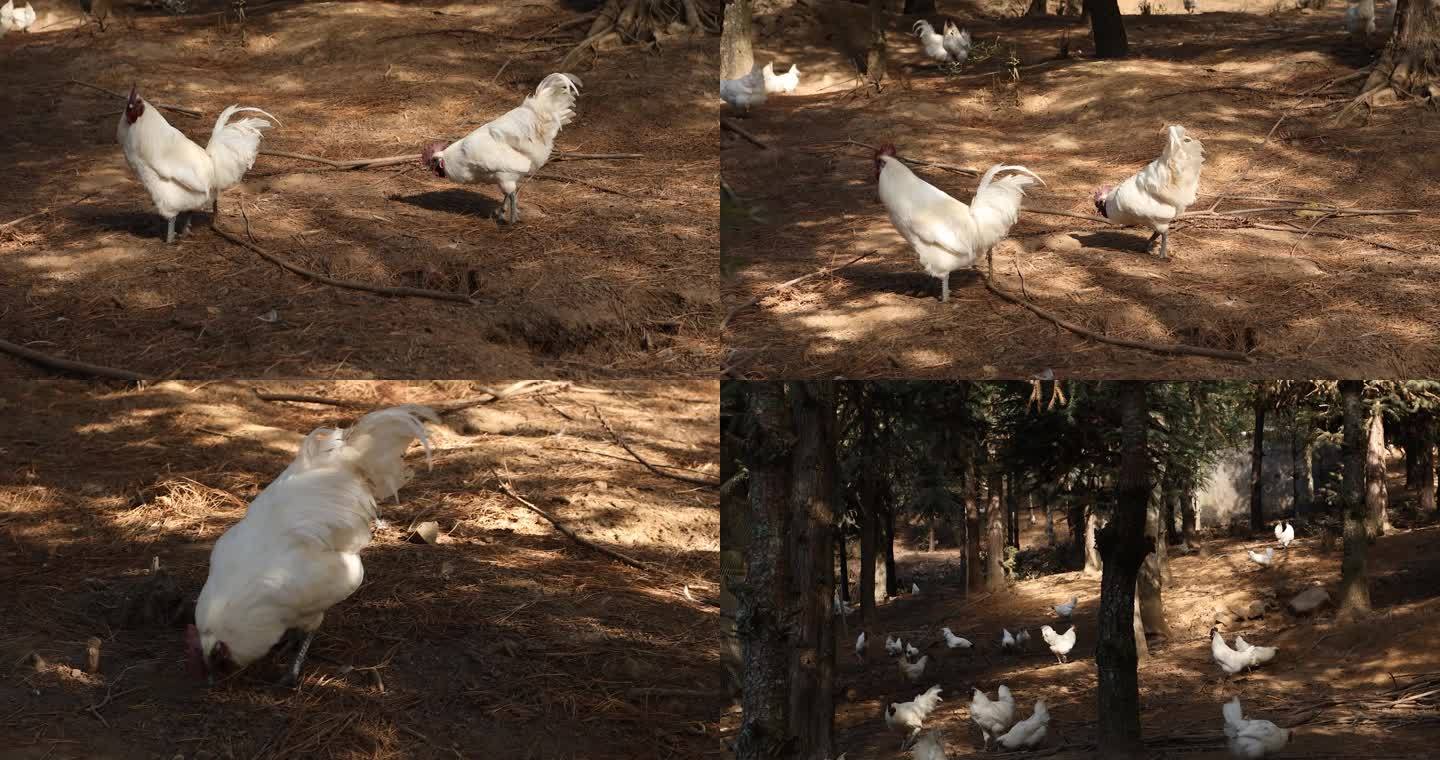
[886,634,904,656]
[1,0,35,31]
[1233,634,1278,666]
[1248,547,1275,567]
[969,685,1017,749]
[1016,629,1031,649]
[1040,624,1076,664]
[942,22,971,64]
[1346,0,1376,39]
[856,631,867,662]
[912,20,951,63]
[1275,521,1295,549]
[885,684,944,750]
[1093,125,1204,260]
[910,730,948,760]
[762,62,800,94]
[1000,627,1018,652]
[117,86,277,243]
[1054,595,1078,618]
[875,144,1044,302]
[720,63,767,111]
[996,699,1049,750]
[899,654,929,683]
[1211,628,1277,677]
[911,582,921,595]
[1223,697,1292,758]
[423,73,581,225]
[941,627,973,649]
[187,406,437,686]
[905,641,921,658]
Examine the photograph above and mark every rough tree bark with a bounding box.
[865,0,888,85]
[1339,381,1372,620]
[857,400,878,621]
[1005,474,1021,550]
[1138,497,1171,638]
[720,0,754,80]
[1292,411,1313,517]
[735,383,793,759]
[1083,506,1103,576]
[985,467,1007,590]
[882,493,898,597]
[1044,488,1057,546]
[1358,0,1440,106]
[1420,428,1437,513]
[837,514,850,602]
[720,416,748,698]
[1250,384,1267,533]
[1084,0,1128,58]
[785,382,835,760]
[903,0,937,12]
[1365,405,1391,537]
[1095,382,1153,757]
[966,453,984,594]
[568,0,719,70]
[1180,489,1197,543]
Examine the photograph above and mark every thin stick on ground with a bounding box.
[66,80,201,118]
[722,250,876,329]
[0,338,153,382]
[433,380,571,413]
[494,477,652,573]
[984,281,1252,362]
[827,140,980,177]
[721,118,770,150]
[252,390,371,408]
[211,225,475,305]
[258,150,642,172]
[0,193,97,230]
[591,406,719,488]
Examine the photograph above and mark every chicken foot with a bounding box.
[1146,230,1170,260]
[939,273,951,303]
[277,629,316,688]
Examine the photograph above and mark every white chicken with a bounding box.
[1093,125,1204,260]
[423,73,581,225]
[1223,697,1292,758]
[942,22,971,64]
[875,144,1044,302]
[1040,624,1076,664]
[1000,627,1018,652]
[886,634,905,656]
[906,641,921,658]
[996,699,1049,750]
[1015,628,1031,649]
[1,0,35,32]
[910,730,948,760]
[761,62,800,94]
[912,20,951,63]
[1233,634,1278,666]
[1248,547,1275,567]
[1054,595,1078,618]
[885,684,944,750]
[856,631,867,662]
[187,406,437,686]
[911,582,921,595]
[1275,521,1295,549]
[1346,0,1376,39]
[720,63,767,111]
[969,685,1016,749]
[899,654,929,683]
[117,86,277,243]
[1211,628,1276,677]
[941,627,973,649]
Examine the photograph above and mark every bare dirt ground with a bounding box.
[720,492,1440,758]
[0,1,718,380]
[722,0,1440,379]
[0,379,721,759]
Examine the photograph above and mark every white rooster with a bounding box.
[1040,624,1076,664]
[942,22,971,64]
[1223,697,1292,758]
[912,20,951,63]
[762,62,800,94]
[423,73,582,225]
[1346,0,1376,39]
[1275,521,1295,549]
[1248,547,1275,567]
[969,685,1017,749]
[720,63,767,111]
[885,684,944,750]
[187,406,437,686]
[1093,125,1204,260]
[117,85,278,243]
[996,699,1049,750]
[875,144,1044,302]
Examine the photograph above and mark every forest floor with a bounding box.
[779,499,1440,758]
[0,1,718,380]
[723,0,1440,378]
[0,379,721,760]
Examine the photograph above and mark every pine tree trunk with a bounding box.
[865,0,888,85]
[837,522,850,602]
[1180,489,1197,543]
[985,468,1007,590]
[858,473,877,619]
[720,0,755,81]
[927,518,936,552]
[1044,491,1057,545]
[1360,0,1440,104]
[1365,406,1391,537]
[1338,381,1372,620]
[1138,499,1171,638]
[1250,386,1267,532]
[735,383,792,759]
[966,455,984,593]
[883,498,898,597]
[1095,382,1152,757]
[1005,474,1020,550]
[1420,436,1437,513]
[1028,0,1048,16]
[1084,0,1128,58]
[873,515,889,603]
[1083,506,1103,576]
[785,382,835,760]
[1292,412,1313,517]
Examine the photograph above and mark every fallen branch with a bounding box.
[825,140,980,177]
[0,338,153,382]
[212,225,475,304]
[1229,222,1418,254]
[252,390,369,408]
[258,150,417,170]
[533,172,631,197]
[592,406,719,488]
[1182,205,1420,219]
[0,193,96,230]
[722,250,876,329]
[434,380,571,413]
[66,80,201,118]
[1024,205,1115,225]
[721,118,770,150]
[495,478,652,573]
[984,281,1252,362]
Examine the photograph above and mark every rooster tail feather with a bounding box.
[206,105,278,191]
[340,405,439,500]
[530,72,583,126]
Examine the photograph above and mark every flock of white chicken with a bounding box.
[845,519,1305,758]
[115,72,582,242]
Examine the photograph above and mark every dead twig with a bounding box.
[494,478,652,573]
[0,193,97,230]
[211,225,475,304]
[721,118,770,150]
[1024,205,1115,225]
[258,150,417,170]
[591,406,718,488]
[984,281,1252,362]
[433,380,571,413]
[66,80,201,118]
[533,172,632,197]
[722,250,876,329]
[0,338,153,382]
[251,390,370,408]
[824,139,981,177]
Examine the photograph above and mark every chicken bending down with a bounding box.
[118,86,278,243]
[188,406,438,687]
[720,64,766,111]
[875,144,1044,302]
[1248,547,1275,567]
[969,685,1017,749]
[424,73,582,225]
[899,654,929,683]
[996,699,1049,750]
[885,684,944,751]
[1223,697,1292,758]
[1210,628,1277,678]
[762,62,800,94]
[1040,624,1076,664]
[910,730,948,760]
[941,627,973,649]
[1093,125,1204,260]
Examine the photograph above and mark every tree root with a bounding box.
[560,0,718,70]
[0,337,152,382]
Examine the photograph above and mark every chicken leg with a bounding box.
[506,192,520,224]
[1157,230,1170,260]
[278,629,316,688]
[165,216,177,244]
[939,273,950,303]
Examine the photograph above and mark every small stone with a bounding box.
[408,521,441,545]
[1289,586,1332,615]
[1042,233,1083,252]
